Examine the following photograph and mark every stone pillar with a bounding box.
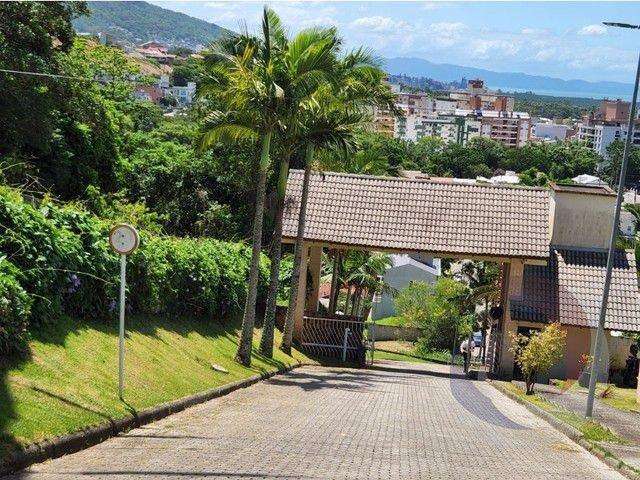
[498,262,519,379]
[306,245,322,314]
[292,245,309,342]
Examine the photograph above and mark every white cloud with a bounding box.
[350,16,410,33]
[578,24,607,36]
[429,21,466,34]
[472,39,520,59]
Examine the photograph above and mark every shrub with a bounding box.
[129,237,268,318]
[0,186,271,358]
[0,257,32,356]
[510,322,567,394]
[395,278,472,352]
[0,187,117,325]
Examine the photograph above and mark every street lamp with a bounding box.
[585,21,640,418]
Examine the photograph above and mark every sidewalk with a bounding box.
[520,381,640,471]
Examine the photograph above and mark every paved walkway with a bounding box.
[4,361,624,479]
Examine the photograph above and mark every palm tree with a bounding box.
[342,252,393,318]
[257,26,343,357]
[199,8,285,366]
[279,93,365,354]
[279,52,397,354]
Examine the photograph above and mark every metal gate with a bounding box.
[300,316,375,365]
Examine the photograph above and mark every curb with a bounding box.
[489,380,640,480]
[1,361,307,475]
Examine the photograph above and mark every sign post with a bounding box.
[109,224,139,400]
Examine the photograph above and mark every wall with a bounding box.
[549,190,615,249]
[371,260,438,320]
[373,325,422,342]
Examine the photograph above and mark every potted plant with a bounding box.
[578,353,594,388]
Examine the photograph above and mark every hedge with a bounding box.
[0,258,32,356]
[0,186,269,356]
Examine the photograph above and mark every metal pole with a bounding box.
[118,253,126,400]
[586,50,640,417]
[342,327,350,362]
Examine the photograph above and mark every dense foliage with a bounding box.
[0,186,268,356]
[0,257,32,356]
[395,278,473,352]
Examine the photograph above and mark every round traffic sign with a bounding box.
[109,224,139,255]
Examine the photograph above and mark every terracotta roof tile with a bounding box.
[282,170,550,259]
[511,248,640,331]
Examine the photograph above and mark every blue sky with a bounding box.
[151,1,639,84]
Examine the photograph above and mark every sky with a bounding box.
[150,1,639,84]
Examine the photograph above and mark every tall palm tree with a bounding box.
[199,8,285,366]
[279,52,397,354]
[257,27,343,357]
[280,93,366,354]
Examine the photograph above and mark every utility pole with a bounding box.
[586,21,640,418]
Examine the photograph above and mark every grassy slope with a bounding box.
[374,316,406,327]
[0,315,308,458]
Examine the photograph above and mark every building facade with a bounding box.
[373,78,530,147]
[577,99,640,157]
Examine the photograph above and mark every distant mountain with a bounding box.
[383,57,633,99]
[73,1,231,48]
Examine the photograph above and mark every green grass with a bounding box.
[551,380,639,413]
[375,340,460,365]
[374,349,431,364]
[0,315,309,459]
[374,316,406,327]
[498,382,625,443]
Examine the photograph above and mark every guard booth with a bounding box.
[281,170,640,377]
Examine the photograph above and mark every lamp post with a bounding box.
[585,21,640,418]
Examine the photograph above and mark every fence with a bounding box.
[300,315,375,365]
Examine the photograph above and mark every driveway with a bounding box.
[4,361,624,479]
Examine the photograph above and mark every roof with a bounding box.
[511,248,640,331]
[550,182,615,196]
[282,170,550,259]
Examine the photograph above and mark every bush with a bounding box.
[0,186,270,349]
[510,322,567,394]
[0,258,32,356]
[395,278,472,352]
[129,236,268,318]
[0,187,117,325]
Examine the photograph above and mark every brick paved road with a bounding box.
[5,361,624,479]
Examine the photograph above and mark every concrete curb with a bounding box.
[0,361,307,475]
[489,380,640,480]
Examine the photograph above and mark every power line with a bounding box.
[0,68,152,85]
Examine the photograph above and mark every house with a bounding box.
[136,41,176,64]
[168,82,197,106]
[280,170,640,382]
[371,254,441,320]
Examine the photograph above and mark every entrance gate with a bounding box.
[300,316,375,365]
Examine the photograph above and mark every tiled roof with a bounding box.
[282,170,550,259]
[511,248,640,331]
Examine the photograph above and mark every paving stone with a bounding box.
[3,361,625,480]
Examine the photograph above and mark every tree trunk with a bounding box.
[281,144,315,354]
[259,155,290,358]
[328,250,340,315]
[236,131,272,366]
[344,284,352,314]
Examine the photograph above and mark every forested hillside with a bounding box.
[73,1,230,47]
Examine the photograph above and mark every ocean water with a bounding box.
[490,86,633,101]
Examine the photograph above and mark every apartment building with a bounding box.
[373,78,529,147]
[449,79,515,112]
[577,99,640,157]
